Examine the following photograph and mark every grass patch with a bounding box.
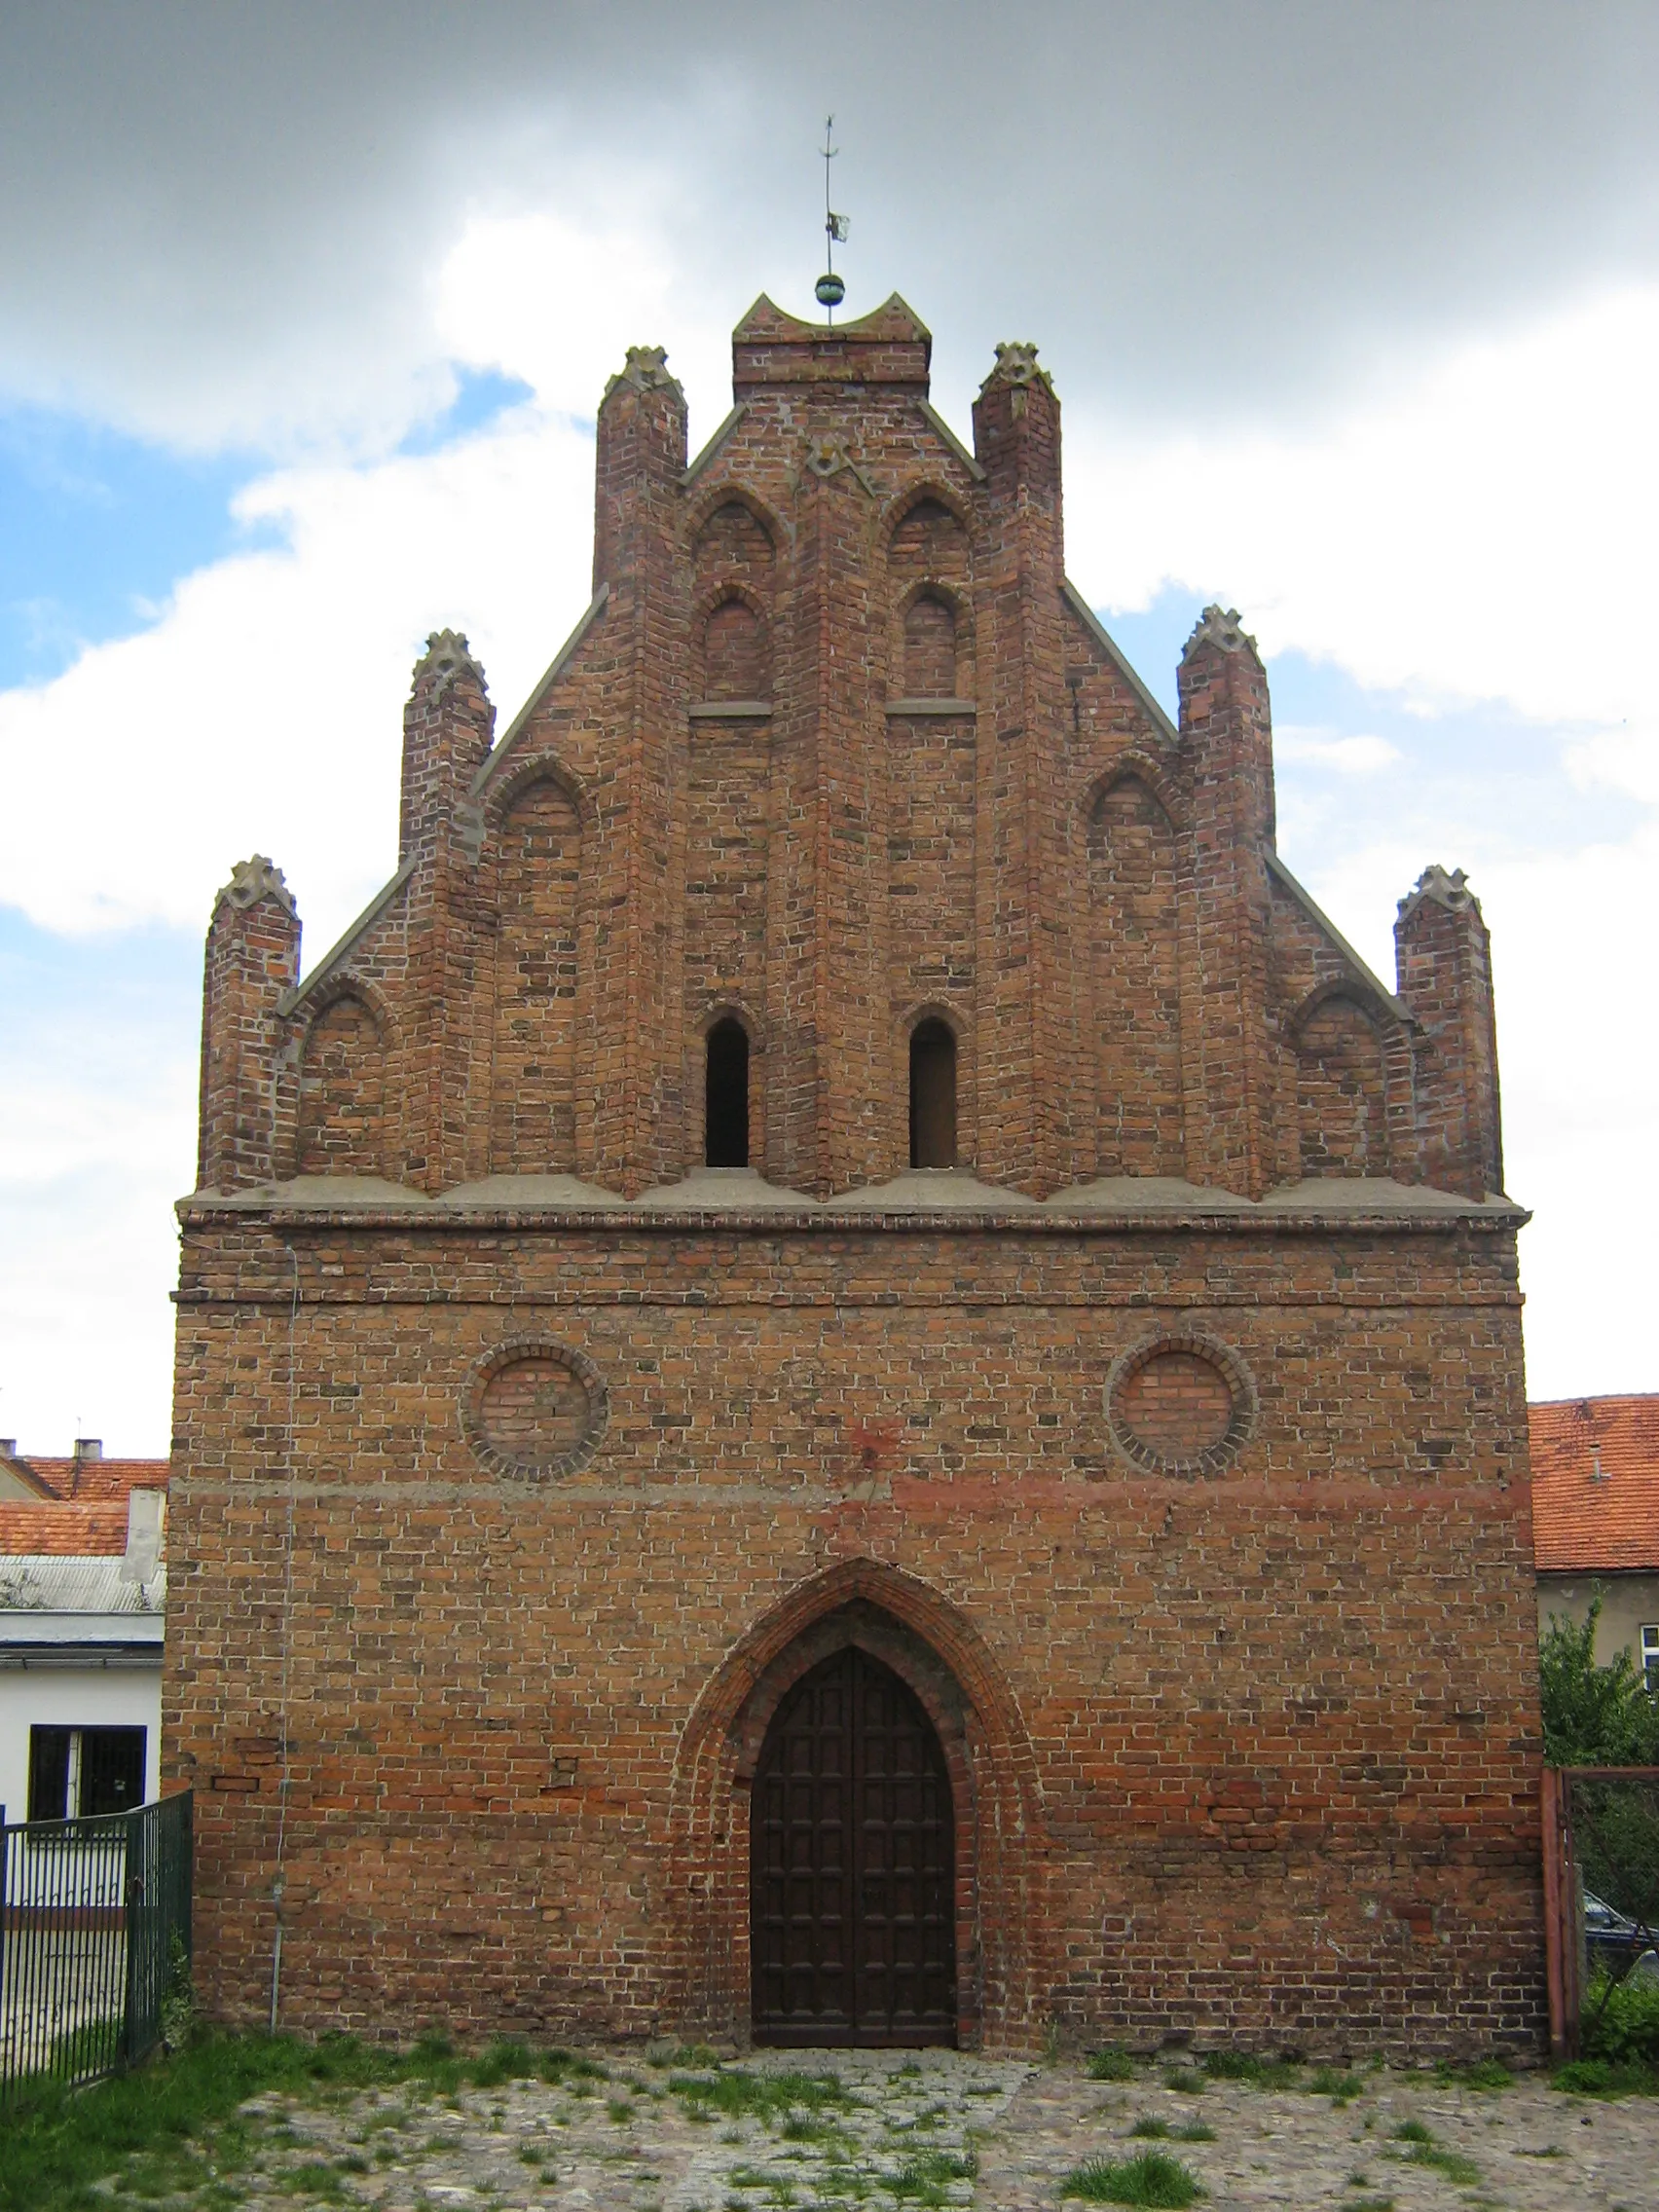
[1128,2119,1214,2144]
[890,2148,977,2203]
[1087,2048,1138,2083]
[468,2038,537,2088]
[273,2163,350,2199]
[669,2069,854,2125]
[1197,2050,1301,2089]
[1433,2055,1513,2090]
[1306,2066,1364,2103]
[1058,2150,1204,2205]
[1384,2120,1480,2187]
[0,2027,620,2212]
[1160,2067,1204,2095]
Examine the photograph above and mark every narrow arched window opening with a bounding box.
[908,1018,957,1169]
[705,1018,751,1167]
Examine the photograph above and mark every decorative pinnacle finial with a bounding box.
[213,855,296,919]
[1180,604,1262,667]
[816,115,849,323]
[412,628,487,696]
[1398,865,1481,922]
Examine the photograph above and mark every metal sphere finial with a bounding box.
[815,272,845,310]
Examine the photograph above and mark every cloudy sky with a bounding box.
[2,2,1656,1454]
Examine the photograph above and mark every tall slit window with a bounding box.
[909,1018,957,1169]
[705,1018,751,1167]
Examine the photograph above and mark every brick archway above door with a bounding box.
[665,1559,1049,2052]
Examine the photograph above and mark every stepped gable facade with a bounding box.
[169,294,1541,2054]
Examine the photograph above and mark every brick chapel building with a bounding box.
[168,294,1541,2054]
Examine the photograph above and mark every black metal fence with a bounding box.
[0,1789,192,2103]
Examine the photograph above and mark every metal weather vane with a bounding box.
[816,115,849,323]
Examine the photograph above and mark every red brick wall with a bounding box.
[167,1201,1540,2056]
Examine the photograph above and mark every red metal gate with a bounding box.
[1542,1766,1659,2060]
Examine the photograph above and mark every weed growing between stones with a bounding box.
[1383,2119,1481,2186]
[1433,2055,1513,2090]
[1088,2048,1139,2082]
[1198,2050,1301,2089]
[1058,2149,1205,2205]
[670,2068,855,2126]
[1306,2066,1365,2103]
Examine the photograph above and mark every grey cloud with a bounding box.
[3,1,1659,450]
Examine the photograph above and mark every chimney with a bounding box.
[120,1490,166,1586]
[0,1441,14,1458]
[73,1438,103,1463]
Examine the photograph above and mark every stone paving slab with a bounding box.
[138,2048,1659,2212]
[974,2059,1659,2210]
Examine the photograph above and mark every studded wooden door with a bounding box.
[751,1645,957,2046]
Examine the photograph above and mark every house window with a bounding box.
[1642,1625,1659,1691]
[27,1726,146,1822]
[909,1018,958,1169]
[705,1018,750,1167]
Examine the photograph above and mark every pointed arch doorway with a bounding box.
[751,1644,957,2046]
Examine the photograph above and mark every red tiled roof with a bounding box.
[0,1502,133,1557]
[1530,1395,1659,1572]
[18,1457,169,1503]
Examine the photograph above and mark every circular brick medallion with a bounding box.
[462,1339,607,1479]
[1104,1331,1256,1476]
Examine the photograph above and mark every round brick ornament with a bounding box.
[461,1338,608,1479]
[1104,1330,1256,1476]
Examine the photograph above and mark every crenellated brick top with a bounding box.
[731,292,933,388]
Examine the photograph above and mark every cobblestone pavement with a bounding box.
[181,2047,1659,2212]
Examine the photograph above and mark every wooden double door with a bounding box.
[750,1645,957,2046]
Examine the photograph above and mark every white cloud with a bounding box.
[1274,727,1402,775]
[0,408,598,946]
[0,1033,195,1454]
[1068,283,1659,755]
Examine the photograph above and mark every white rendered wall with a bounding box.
[0,1666,162,1827]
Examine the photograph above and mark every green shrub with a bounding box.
[1583,1971,1659,2067]
[1087,2047,1138,2082]
[1552,2055,1659,2097]
[1057,2150,1204,2205]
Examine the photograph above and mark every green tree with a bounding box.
[1539,1595,1659,1766]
